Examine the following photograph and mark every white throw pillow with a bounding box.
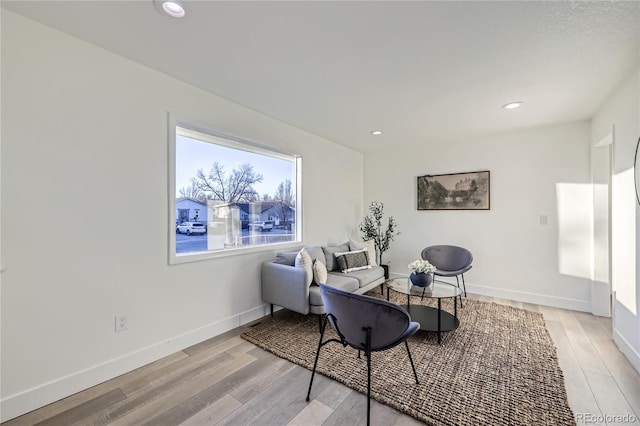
[312,259,328,285]
[349,239,377,266]
[295,248,313,286]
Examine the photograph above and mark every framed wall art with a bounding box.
[417,170,490,210]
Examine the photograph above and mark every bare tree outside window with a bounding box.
[178,182,206,202]
[273,179,295,225]
[192,162,263,203]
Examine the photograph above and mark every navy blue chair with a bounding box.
[306,284,420,425]
[421,245,473,307]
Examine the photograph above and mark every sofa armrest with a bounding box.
[261,262,310,315]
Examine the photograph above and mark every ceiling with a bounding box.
[3,1,639,152]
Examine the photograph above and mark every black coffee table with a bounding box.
[386,276,462,344]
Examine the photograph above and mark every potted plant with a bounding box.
[408,259,436,287]
[359,201,399,278]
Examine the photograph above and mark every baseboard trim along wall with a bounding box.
[0,304,269,422]
[459,281,591,312]
[613,329,640,375]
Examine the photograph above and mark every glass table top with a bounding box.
[386,276,462,299]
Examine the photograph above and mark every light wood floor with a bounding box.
[3,293,639,426]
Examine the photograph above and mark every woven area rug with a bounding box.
[241,288,575,425]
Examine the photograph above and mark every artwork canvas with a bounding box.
[417,171,490,210]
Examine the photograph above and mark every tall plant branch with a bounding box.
[359,201,399,265]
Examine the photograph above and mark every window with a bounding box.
[169,119,301,263]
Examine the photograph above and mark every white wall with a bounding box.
[0,11,363,420]
[591,67,640,373]
[364,121,594,311]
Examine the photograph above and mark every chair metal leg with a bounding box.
[461,273,467,297]
[456,276,464,308]
[306,316,329,402]
[270,304,274,317]
[405,341,419,384]
[318,314,323,333]
[364,326,372,426]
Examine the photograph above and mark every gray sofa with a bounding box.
[261,242,385,316]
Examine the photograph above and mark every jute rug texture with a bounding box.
[241,289,575,425]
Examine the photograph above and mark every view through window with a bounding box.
[173,126,299,258]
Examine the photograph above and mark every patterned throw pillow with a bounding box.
[312,259,328,285]
[334,249,372,273]
[349,239,377,266]
[295,248,313,286]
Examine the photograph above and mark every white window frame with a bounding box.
[168,113,302,265]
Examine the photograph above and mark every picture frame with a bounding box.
[417,170,490,210]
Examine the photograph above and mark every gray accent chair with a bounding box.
[421,245,473,306]
[261,244,385,318]
[306,284,420,426]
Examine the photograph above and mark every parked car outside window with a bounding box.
[176,222,206,235]
[247,221,274,232]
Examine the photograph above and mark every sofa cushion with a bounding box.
[322,242,350,271]
[309,275,359,306]
[334,249,372,273]
[305,246,326,265]
[274,251,298,266]
[330,265,384,288]
[312,259,328,285]
[349,239,377,266]
[295,248,313,286]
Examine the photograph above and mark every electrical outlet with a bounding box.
[539,214,549,225]
[115,314,128,332]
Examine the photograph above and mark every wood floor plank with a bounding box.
[216,365,330,426]
[286,399,334,426]
[33,389,126,426]
[182,328,243,356]
[1,351,188,426]
[314,380,354,410]
[522,302,541,312]
[544,319,605,424]
[108,352,257,426]
[229,357,296,403]
[143,351,288,425]
[538,304,561,321]
[556,309,610,375]
[121,337,246,396]
[179,394,243,426]
[321,386,400,426]
[583,370,636,420]
[576,313,640,418]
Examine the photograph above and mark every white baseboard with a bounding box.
[613,329,640,374]
[0,304,269,422]
[385,274,591,312]
[460,281,590,312]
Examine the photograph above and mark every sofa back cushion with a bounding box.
[322,242,350,271]
[305,246,326,265]
[274,251,298,266]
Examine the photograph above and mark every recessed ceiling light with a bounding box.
[154,0,186,18]
[371,130,383,135]
[502,101,523,110]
